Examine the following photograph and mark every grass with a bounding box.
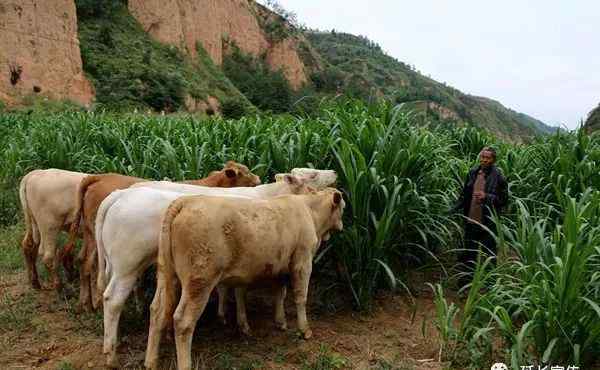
[0,101,599,368]
[0,290,37,334]
[55,361,77,370]
[0,223,23,273]
[301,345,347,370]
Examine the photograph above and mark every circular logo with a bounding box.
[491,363,508,370]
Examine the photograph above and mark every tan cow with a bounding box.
[144,189,345,370]
[63,161,261,311]
[19,169,89,290]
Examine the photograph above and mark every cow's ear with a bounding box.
[275,173,287,182]
[225,160,236,168]
[333,192,342,205]
[283,174,300,185]
[225,168,237,178]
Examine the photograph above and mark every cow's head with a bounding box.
[290,168,337,189]
[318,188,345,238]
[221,161,261,187]
[275,174,316,195]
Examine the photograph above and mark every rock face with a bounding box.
[0,0,93,107]
[127,0,308,89]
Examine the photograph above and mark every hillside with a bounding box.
[76,0,248,112]
[306,31,557,139]
[0,0,556,139]
[585,103,600,133]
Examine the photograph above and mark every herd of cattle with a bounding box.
[17,162,344,369]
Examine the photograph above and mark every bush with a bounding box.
[223,44,292,113]
[75,0,125,20]
[221,97,250,120]
[310,67,345,93]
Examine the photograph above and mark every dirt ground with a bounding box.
[0,269,449,370]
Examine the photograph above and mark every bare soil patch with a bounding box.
[0,271,447,370]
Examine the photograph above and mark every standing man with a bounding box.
[453,146,508,280]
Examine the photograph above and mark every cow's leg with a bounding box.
[103,275,137,368]
[145,273,178,369]
[273,284,287,330]
[292,261,313,339]
[173,281,217,370]
[84,244,98,311]
[216,285,228,325]
[90,256,102,310]
[78,227,93,311]
[234,287,251,336]
[39,225,61,291]
[22,229,41,289]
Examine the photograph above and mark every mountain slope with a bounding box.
[585,104,600,133]
[306,31,557,139]
[0,0,557,139]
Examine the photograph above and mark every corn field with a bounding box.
[0,101,599,369]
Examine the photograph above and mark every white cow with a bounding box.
[19,168,89,290]
[275,168,337,189]
[97,174,319,368]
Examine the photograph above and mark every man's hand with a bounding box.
[474,191,486,203]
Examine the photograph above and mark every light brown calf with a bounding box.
[63,161,261,311]
[19,169,89,290]
[144,189,345,370]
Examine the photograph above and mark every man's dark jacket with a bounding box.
[454,165,508,227]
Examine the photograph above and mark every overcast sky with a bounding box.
[268,1,599,129]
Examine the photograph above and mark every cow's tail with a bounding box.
[19,172,38,254]
[157,198,185,283]
[150,197,186,340]
[61,174,102,278]
[94,190,123,306]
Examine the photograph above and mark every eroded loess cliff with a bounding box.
[0,0,93,107]
[127,0,308,89]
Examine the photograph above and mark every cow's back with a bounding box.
[25,169,88,226]
[170,195,315,286]
[84,174,145,223]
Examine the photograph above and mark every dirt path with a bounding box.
[0,271,446,370]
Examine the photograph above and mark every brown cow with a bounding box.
[63,161,261,311]
[144,189,345,370]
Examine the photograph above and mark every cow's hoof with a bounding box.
[302,329,312,339]
[239,325,253,337]
[106,353,119,368]
[76,302,90,313]
[31,280,41,290]
[218,315,227,326]
[275,321,287,331]
[144,359,157,370]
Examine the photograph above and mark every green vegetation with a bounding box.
[0,101,598,368]
[0,290,37,334]
[0,224,24,273]
[301,345,347,370]
[254,0,302,43]
[75,0,245,112]
[55,361,77,370]
[223,42,293,114]
[72,1,556,140]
